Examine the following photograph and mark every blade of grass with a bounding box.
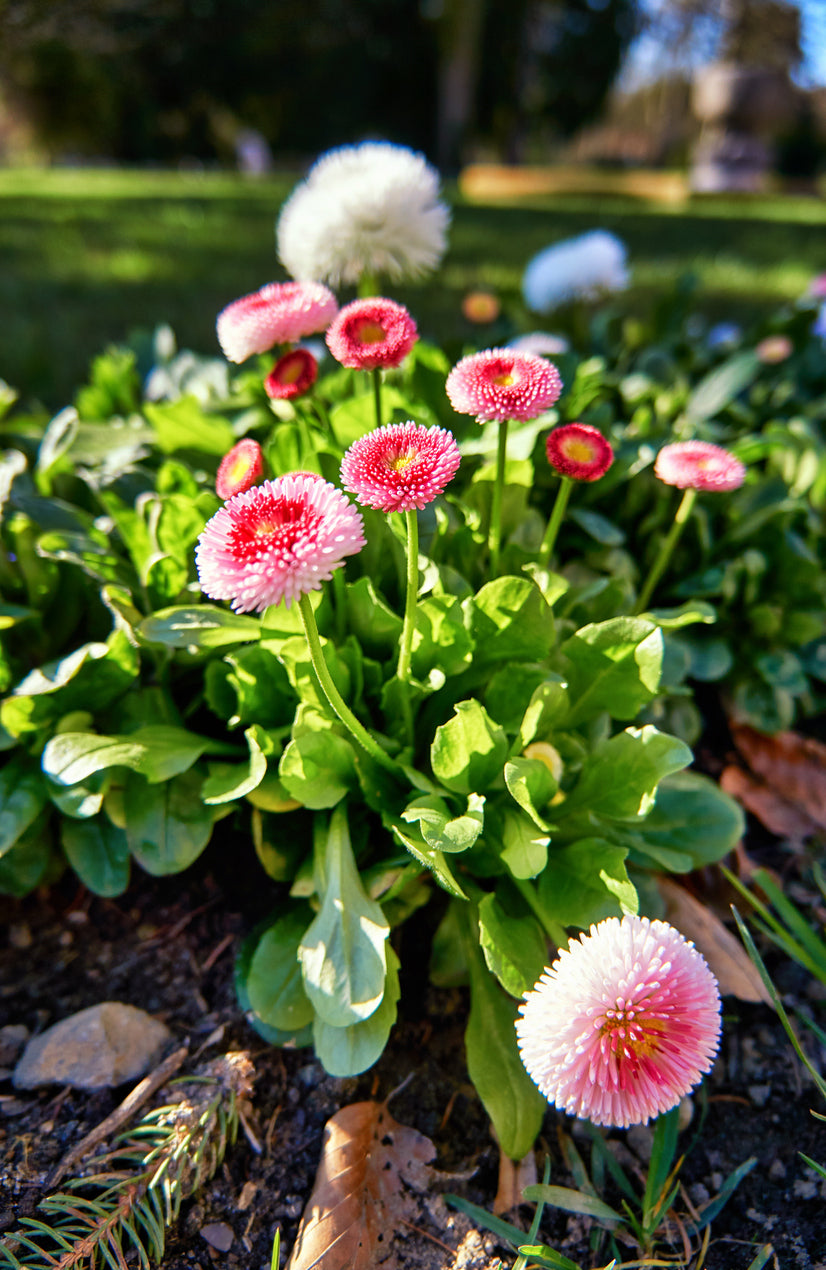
[513,1157,552,1270]
[443,1194,525,1249]
[686,1156,757,1234]
[515,1245,583,1270]
[745,1244,775,1270]
[798,1153,826,1181]
[584,1128,639,1205]
[642,1107,679,1227]
[522,1185,624,1225]
[723,869,826,983]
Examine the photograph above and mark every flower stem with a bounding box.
[538,476,573,568]
[397,509,418,682]
[358,272,379,298]
[488,418,509,577]
[298,591,398,773]
[634,486,697,614]
[512,877,568,949]
[372,367,383,430]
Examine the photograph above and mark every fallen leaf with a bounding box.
[493,1145,537,1215]
[657,877,772,1004]
[730,725,826,832]
[720,765,820,843]
[286,1100,436,1270]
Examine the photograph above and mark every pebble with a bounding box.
[793,1179,818,1200]
[13,1002,172,1090]
[200,1223,234,1252]
[769,1159,786,1180]
[0,1025,29,1067]
[748,1084,771,1107]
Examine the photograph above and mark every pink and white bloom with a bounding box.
[546,423,613,482]
[326,298,418,371]
[523,231,628,313]
[755,335,793,365]
[215,439,264,501]
[654,441,746,492]
[509,332,570,358]
[446,349,563,423]
[216,281,338,363]
[516,915,721,1128]
[264,348,318,400]
[196,473,365,613]
[341,422,461,513]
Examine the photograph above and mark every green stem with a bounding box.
[537,476,573,568]
[298,592,398,773]
[396,508,418,683]
[488,418,509,577]
[313,397,339,450]
[331,568,347,643]
[634,487,697,614]
[358,272,379,298]
[372,367,383,431]
[296,411,320,473]
[512,877,568,949]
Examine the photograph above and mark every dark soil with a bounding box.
[1,847,825,1270]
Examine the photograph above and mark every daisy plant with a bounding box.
[539,423,614,568]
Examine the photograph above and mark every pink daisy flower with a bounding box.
[264,348,318,400]
[215,438,264,501]
[755,335,793,365]
[196,473,365,613]
[216,281,339,363]
[325,297,418,371]
[516,915,721,1129]
[654,441,746,492]
[341,422,461,513]
[546,423,613,482]
[446,348,563,423]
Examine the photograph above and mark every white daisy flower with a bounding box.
[522,230,629,313]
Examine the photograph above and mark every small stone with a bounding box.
[0,1025,29,1067]
[793,1178,818,1200]
[13,1002,171,1090]
[237,1181,258,1212]
[201,1223,234,1252]
[8,924,32,950]
[748,1084,771,1108]
[768,1159,786,1181]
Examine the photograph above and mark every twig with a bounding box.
[47,1045,189,1188]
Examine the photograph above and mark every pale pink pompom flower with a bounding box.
[215,439,264,501]
[196,473,365,613]
[654,441,745,492]
[341,422,461,513]
[446,349,562,423]
[755,335,793,365]
[516,915,721,1129]
[217,281,339,363]
[326,298,418,371]
[264,348,318,400]
[546,423,613,482]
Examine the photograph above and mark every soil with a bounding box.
[1,837,825,1270]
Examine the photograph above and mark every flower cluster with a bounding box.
[516,915,721,1128]
[446,348,563,423]
[326,298,418,371]
[341,422,461,513]
[217,281,338,363]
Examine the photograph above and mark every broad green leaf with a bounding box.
[298,805,389,1027]
[465,927,546,1161]
[560,618,663,726]
[561,725,691,822]
[124,768,214,874]
[522,1184,623,1224]
[222,646,296,728]
[234,927,313,1049]
[390,820,467,900]
[61,817,130,897]
[279,730,357,809]
[0,603,37,630]
[624,770,744,870]
[478,891,547,998]
[504,757,557,830]
[313,946,401,1077]
[0,816,53,896]
[538,838,637,928]
[499,809,550,879]
[517,678,570,747]
[144,396,234,456]
[138,605,261,649]
[485,665,550,733]
[431,699,508,795]
[46,772,106,819]
[1,633,139,738]
[245,909,315,1033]
[646,601,717,630]
[568,508,625,545]
[465,577,554,665]
[0,759,46,858]
[401,793,485,853]
[346,576,403,657]
[411,595,473,679]
[201,726,268,804]
[42,725,215,786]
[685,351,759,423]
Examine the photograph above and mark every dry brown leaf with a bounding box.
[730,725,826,831]
[493,1145,537,1215]
[720,764,821,843]
[286,1100,436,1270]
[657,877,772,1005]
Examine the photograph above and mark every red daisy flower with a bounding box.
[264,348,318,400]
[340,422,461,513]
[216,439,264,501]
[446,348,563,423]
[217,281,338,363]
[325,298,418,371]
[545,423,613,482]
[654,441,746,492]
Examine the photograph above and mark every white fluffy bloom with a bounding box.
[509,331,570,357]
[277,141,450,287]
[522,231,629,314]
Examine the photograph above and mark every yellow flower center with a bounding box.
[355,320,387,345]
[493,372,515,387]
[387,449,416,472]
[278,358,305,385]
[562,438,595,463]
[230,457,250,482]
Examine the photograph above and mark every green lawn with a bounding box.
[2,168,825,409]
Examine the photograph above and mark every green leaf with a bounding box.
[46,771,106,819]
[517,678,570,747]
[124,769,214,874]
[431,699,508,795]
[222,646,296,729]
[499,809,550,879]
[625,770,744,870]
[411,595,473,679]
[646,601,717,630]
[61,817,130,897]
[244,909,315,1033]
[401,793,485,853]
[144,396,234,456]
[485,665,550,733]
[312,946,401,1077]
[390,820,468,900]
[478,891,548,998]
[0,815,53,896]
[538,838,637,927]
[1,633,139,738]
[42,725,214,786]
[0,759,46,858]
[561,725,692,822]
[279,730,357,809]
[685,351,759,423]
[560,618,663,726]
[522,1185,623,1224]
[465,577,554,665]
[201,726,269,804]
[465,921,546,1161]
[138,605,261,649]
[504,757,557,830]
[298,805,389,1027]
[345,576,403,657]
[568,508,625,545]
